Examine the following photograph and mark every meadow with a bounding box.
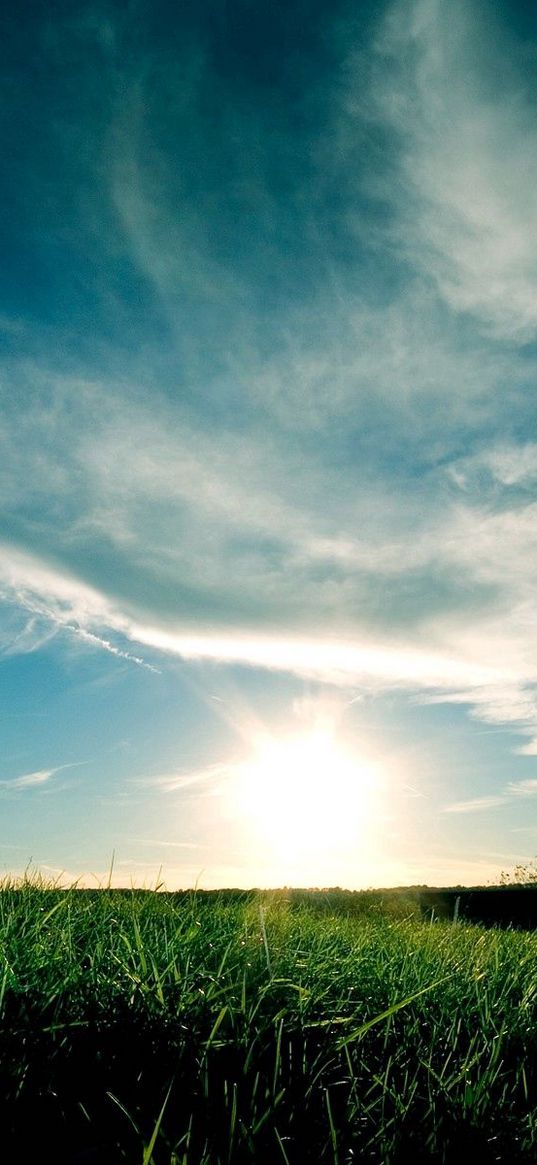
[0,881,535,1163]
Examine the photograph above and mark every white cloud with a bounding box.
[448,444,537,491]
[366,0,537,342]
[0,768,59,791]
[3,368,537,754]
[142,764,230,795]
[0,760,85,793]
[4,480,537,751]
[506,778,537,797]
[442,796,505,815]
[73,628,160,673]
[515,740,537,757]
[444,776,537,814]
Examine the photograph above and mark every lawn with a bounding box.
[0,881,535,1163]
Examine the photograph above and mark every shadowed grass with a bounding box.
[0,877,535,1162]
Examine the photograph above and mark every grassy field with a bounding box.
[0,881,535,1163]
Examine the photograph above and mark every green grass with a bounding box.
[0,879,535,1163]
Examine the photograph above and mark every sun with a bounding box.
[234,728,376,866]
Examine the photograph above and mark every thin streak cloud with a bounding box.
[442,797,506,815]
[0,764,82,792]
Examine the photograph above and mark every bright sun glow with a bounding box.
[235,729,377,867]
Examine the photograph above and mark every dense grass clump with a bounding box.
[0,880,535,1163]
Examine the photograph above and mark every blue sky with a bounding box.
[1,0,536,888]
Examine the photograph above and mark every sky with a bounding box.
[1,0,537,889]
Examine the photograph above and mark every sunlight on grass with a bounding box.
[0,876,535,1161]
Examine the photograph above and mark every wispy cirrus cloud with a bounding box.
[442,796,506,815]
[141,764,230,795]
[0,767,64,792]
[506,778,537,797]
[2,769,58,790]
[364,0,537,342]
[443,777,537,814]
